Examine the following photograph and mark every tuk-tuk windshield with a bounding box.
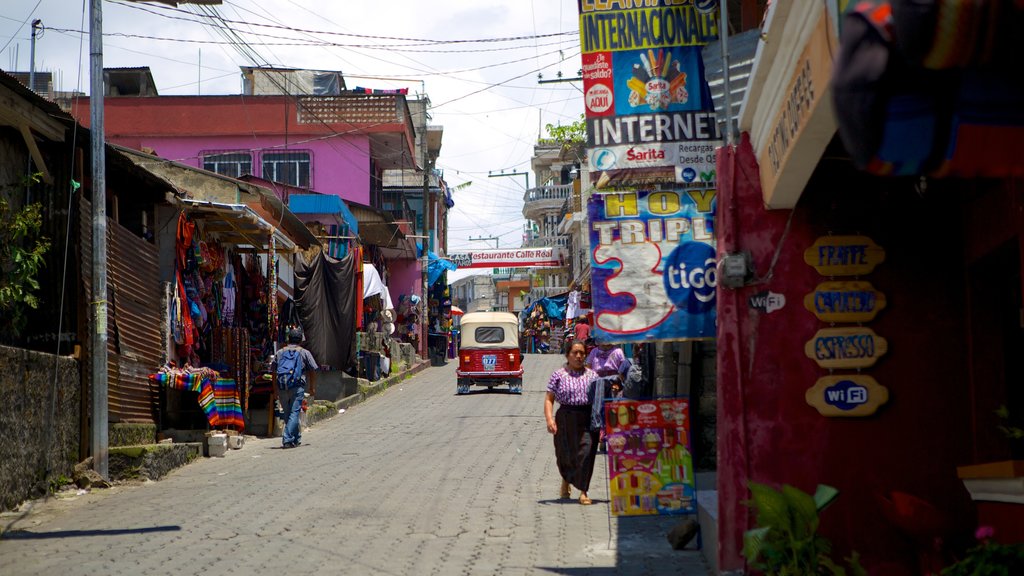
[474,326,506,344]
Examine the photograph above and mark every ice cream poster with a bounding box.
[605,398,695,516]
[588,190,717,343]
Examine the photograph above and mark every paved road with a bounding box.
[1,354,709,576]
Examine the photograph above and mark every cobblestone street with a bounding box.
[2,354,709,576]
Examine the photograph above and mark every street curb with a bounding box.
[306,358,433,427]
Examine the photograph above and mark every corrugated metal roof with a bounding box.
[702,29,762,139]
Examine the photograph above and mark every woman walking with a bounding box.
[544,340,599,505]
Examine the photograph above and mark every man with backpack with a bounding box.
[274,326,318,449]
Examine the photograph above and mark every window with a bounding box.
[475,327,505,344]
[202,152,252,178]
[262,150,310,188]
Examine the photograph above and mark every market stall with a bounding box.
[152,201,312,440]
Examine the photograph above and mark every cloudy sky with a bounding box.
[1,0,585,282]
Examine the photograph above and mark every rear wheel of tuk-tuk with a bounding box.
[457,378,471,395]
[509,379,522,394]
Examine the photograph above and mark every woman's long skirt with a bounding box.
[554,404,599,492]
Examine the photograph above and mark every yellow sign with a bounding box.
[806,374,889,417]
[804,281,887,323]
[804,235,886,276]
[805,327,888,369]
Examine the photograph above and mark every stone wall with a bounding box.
[0,345,81,510]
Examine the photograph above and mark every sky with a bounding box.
[0,0,585,284]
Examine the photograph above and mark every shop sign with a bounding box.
[577,0,720,188]
[805,326,888,369]
[447,247,562,269]
[806,374,888,417]
[588,190,717,342]
[604,398,695,517]
[756,9,837,208]
[804,235,886,276]
[749,290,786,313]
[803,281,886,322]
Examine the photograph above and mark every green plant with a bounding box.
[742,482,866,576]
[0,172,51,337]
[48,474,72,494]
[943,527,1024,576]
[995,405,1023,442]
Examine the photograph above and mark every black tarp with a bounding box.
[295,251,356,371]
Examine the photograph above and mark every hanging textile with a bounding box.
[295,250,357,371]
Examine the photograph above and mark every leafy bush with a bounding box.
[742,481,865,576]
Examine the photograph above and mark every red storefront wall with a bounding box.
[715,134,982,573]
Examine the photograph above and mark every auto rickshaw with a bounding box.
[456,311,523,395]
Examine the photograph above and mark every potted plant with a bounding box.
[942,526,1024,576]
[742,481,865,575]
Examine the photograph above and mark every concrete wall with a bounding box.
[0,345,80,510]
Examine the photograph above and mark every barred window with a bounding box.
[262,150,310,188]
[202,152,252,178]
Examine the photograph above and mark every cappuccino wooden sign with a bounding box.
[805,327,888,369]
[806,374,888,417]
[804,281,887,323]
[804,235,885,276]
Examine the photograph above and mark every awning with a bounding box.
[344,199,406,247]
[178,198,303,252]
[289,193,359,234]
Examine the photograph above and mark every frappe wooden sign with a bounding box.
[804,235,886,277]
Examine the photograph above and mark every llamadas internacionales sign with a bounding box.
[578,0,721,189]
[588,189,716,341]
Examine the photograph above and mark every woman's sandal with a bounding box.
[579,494,593,505]
[560,480,571,499]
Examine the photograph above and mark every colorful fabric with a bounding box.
[547,367,597,406]
[150,369,243,431]
[213,379,245,431]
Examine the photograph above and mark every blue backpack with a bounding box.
[277,347,304,390]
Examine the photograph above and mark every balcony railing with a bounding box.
[523,184,573,204]
[525,235,570,248]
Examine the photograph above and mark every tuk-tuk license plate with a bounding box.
[482,355,497,371]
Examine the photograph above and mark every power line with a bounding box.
[117,1,578,46]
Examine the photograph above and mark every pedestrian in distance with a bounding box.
[544,340,599,505]
[573,316,591,345]
[586,338,629,452]
[274,326,318,449]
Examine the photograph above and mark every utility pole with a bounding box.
[89,0,109,479]
[29,19,41,93]
[469,236,500,250]
[720,0,734,146]
[488,170,530,192]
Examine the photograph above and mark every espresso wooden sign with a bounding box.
[806,374,888,417]
[805,327,888,369]
[804,235,886,276]
[804,281,887,323]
